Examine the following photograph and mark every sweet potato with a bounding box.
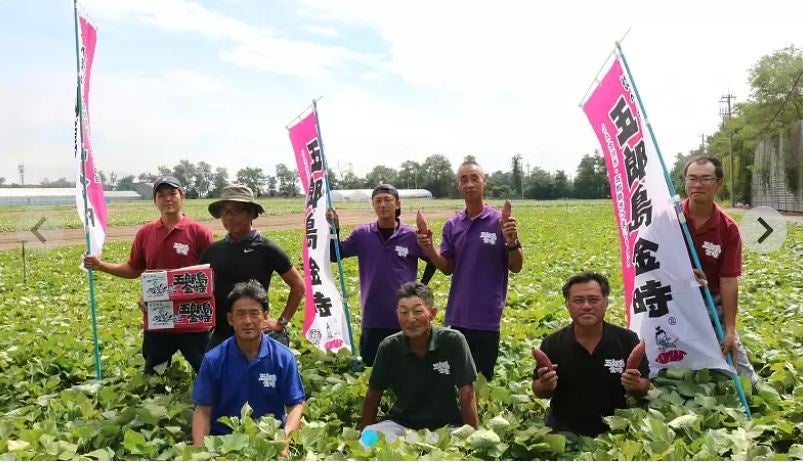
[531,348,554,371]
[627,341,646,370]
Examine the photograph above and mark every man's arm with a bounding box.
[359,387,384,429]
[277,267,305,324]
[719,276,739,356]
[621,370,650,396]
[82,255,143,279]
[531,366,558,399]
[502,217,523,273]
[416,230,455,275]
[458,384,478,428]
[191,405,213,446]
[284,403,304,435]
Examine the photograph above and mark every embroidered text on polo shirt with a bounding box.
[432,360,450,375]
[259,373,277,388]
[702,241,721,258]
[479,232,497,245]
[604,358,624,373]
[174,242,190,255]
[395,245,409,257]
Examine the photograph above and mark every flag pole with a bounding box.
[73,0,102,380]
[311,99,360,371]
[615,42,750,418]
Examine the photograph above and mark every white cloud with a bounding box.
[303,25,340,38]
[83,0,380,79]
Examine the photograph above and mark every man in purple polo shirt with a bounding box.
[417,162,523,380]
[327,184,435,366]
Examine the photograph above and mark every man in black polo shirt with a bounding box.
[360,282,478,443]
[200,184,305,350]
[532,272,650,437]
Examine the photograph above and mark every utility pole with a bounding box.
[700,134,705,155]
[18,164,24,185]
[721,93,735,206]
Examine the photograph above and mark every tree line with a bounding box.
[670,45,803,204]
[87,152,611,200]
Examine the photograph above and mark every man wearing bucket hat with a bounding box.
[326,183,435,366]
[200,184,305,350]
[83,176,214,374]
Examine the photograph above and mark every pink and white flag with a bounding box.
[75,11,107,257]
[582,57,731,375]
[288,110,351,353]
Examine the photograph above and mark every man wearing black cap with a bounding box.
[200,184,305,350]
[84,176,214,374]
[326,184,435,366]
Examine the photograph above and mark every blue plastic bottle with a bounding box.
[359,429,379,448]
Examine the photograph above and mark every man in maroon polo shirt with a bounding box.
[682,156,756,383]
[417,161,524,380]
[84,176,214,374]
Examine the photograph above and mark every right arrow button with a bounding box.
[741,206,787,254]
[756,217,773,244]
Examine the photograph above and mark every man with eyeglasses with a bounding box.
[681,156,757,383]
[359,282,478,443]
[532,272,650,437]
[200,184,305,350]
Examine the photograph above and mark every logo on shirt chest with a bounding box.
[432,360,450,375]
[479,232,497,245]
[603,358,624,374]
[395,245,409,258]
[258,372,277,388]
[173,242,189,256]
[702,241,721,259]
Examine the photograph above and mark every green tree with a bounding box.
[0,177,5,186]
[525,167,555,199]
[511,154,524,198]
[365,165,399,187]
[486,170,513,198]
[275,164,298,197]
[171,160,198,198]
[420,154,455,198]
[553,170,571,198]
[398,160,421,189]
[116,175,136,192]
[326,167,339,190]
[194,161,214,198]
[573,151,609,199]
[463,154,477,164]
[208,167,229,198]
[236,167,267,196]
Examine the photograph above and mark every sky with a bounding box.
[1,0,802,185]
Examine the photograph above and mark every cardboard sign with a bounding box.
[144,298,216,331]
[141,265,214,302]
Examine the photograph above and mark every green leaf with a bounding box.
[7,439,30,451]
[82,448,115,460]
[788,444,803,459]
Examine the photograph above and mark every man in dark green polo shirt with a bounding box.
[532,272,651,437]
[359,282,478,443]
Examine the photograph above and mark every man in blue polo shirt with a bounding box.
[417,161,524,380]
[326,184,435,366]
[192,280,305,452]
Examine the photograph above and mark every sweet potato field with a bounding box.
[0,201,801,460]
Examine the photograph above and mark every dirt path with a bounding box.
[0,209,458,251]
